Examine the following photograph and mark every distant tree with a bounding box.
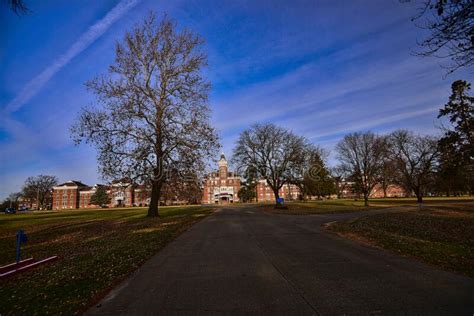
[379,144,398,198]
[300,148,335,199]
[331,166,349,199]
[21,175,57,210]
[238,166,258,203]
[1,192,22,210]
[232,123,308,207]
[287,145,330,200]
[336,132,386,206]
[160,169,202,205]
[238,185,256,203]
[71,13,219,217]
[176,176,203,205]
[408,0,473,74]
[305,170,335,199]
[388,130,439,203]
[89,186,111,207]
[435,147,470,196]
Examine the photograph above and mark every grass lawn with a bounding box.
[262,197,474,214]
[0,205,215,315]
[327,201,474,277]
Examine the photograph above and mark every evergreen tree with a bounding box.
[90,186,111,207]
[438,80,474,195]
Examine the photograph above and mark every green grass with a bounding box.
[0,205,215,315]
[262,197,474,214]
[327,204,474,277]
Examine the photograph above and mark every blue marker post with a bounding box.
[16,229,28,263]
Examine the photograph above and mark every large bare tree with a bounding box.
[72,13,219,217]
[21,175,58,210]
[409,0,473,74]
[388,130,439,203]
[336,132,386,206]
[232,123,308,207]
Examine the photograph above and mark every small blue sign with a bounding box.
[16,229,28,263]
[277,197,285,204]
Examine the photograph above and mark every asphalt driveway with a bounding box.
[88,205,474,315]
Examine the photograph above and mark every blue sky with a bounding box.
[0,0,472,199]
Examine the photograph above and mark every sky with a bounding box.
[0,0,472,199]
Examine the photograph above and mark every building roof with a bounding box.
[56,180,89,187]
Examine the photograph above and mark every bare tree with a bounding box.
[232,123,308,207]
[161,169,202,205]
[21,175,58,210]
[379,159,398,198]
[331,165,349,199]
[72,13,219,217]
[388,130,439,203]
[286,145,327,200]
[379,138,398,198]
[1,192,21,210]
[336,132,386,206]
[408,0,473,75]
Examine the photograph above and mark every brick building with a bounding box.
[336,181,407,199]
[52,180,89,210]
[255,180,301,202]
[202,154,302,204]
[52,180,150,210]
[370,183,407,198]
[202,154,241,204]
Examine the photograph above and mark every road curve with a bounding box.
[88,205,474,315]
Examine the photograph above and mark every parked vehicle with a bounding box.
[4,207,16,214]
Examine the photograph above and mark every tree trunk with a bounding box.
[273,189,281,207]
[147,180,162,217]
[414,187,423,204]
[417,194,423,203]
[364,193,369,207]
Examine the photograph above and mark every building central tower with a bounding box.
[218,153,228,181]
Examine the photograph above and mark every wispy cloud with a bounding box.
[308,106,440,140]
[4,0,139,114]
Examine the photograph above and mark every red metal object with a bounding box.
[0,256,58,278]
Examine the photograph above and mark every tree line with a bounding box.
[1,175,58,210]
[1,173,204,210]
[234,80,473,206]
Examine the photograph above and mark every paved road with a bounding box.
[89,206,474,315]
